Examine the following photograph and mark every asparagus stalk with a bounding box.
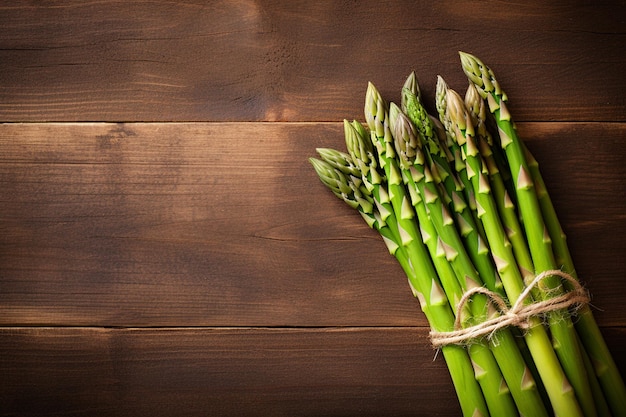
[463,82,555,409]
[463,83,534,281]
[401,75,499,295]
[524,132,625,417]
[410,98,549,404]
[316,127,490,417]
[363,85,519,416]
[379,99,517,409]
[390,104,524,417]
[310,54,622,417]
[458,52,605,417]
[392,98,553,417]
[465,82,612,415]
[435,79,491,256]
[441,81,591,416]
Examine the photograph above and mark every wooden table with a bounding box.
[1,1,624,416]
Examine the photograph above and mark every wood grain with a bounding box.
[0,0,624,122]
[4,327,456,417]
[1,122,624,328]
[1,327,625,417]
[1,2,625,415]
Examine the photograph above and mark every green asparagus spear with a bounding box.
[314,133,490,417]
[402,75,498,293]
[364,84,519,416]
[310,53,623,417]
[392,98,552,417]
[458,52,603,417]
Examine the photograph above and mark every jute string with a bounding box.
[429,270,590,348]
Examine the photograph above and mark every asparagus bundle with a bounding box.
[310,52,625,417]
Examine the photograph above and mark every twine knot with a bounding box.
[429,270,590,348]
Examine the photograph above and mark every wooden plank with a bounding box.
[0,122,624,327]
[0,0,624,122]
[1,326,625,417]
[4,327,455,417]
[0,121,418,327]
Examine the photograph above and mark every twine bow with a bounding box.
[429,270,590,348]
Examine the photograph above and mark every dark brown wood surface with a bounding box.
[1,1,625,122]
[1,1,625,416]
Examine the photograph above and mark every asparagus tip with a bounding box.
[402,71,420,99]
[309,156,329,177]
[435,75,449,117]
[445,88,467,131]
